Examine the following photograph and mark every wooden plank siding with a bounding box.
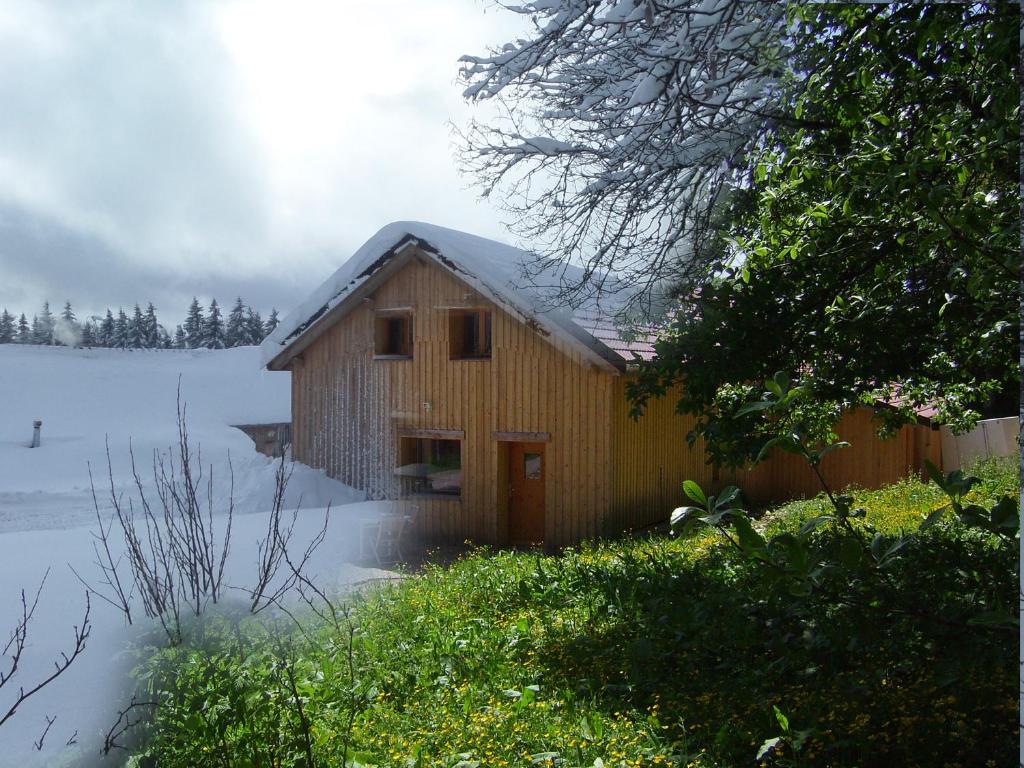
[608,383,943,530]
[288,252,616,549]
[727,408,942,504]
[608,380,716,535]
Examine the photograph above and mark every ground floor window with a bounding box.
[395,437,462,497]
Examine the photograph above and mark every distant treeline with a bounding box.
[0,298,280,349]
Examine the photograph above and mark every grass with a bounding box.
[128,456,1018,768]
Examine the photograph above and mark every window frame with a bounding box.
[373,310,414,359]
[395,436,463,499]
[448,308,492,360]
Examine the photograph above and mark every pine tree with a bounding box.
[0,309,14,343]
[114,308,129,349]
[143,303,160,348]
[56,301,79,346]
[173,325,187,349]
[225,297,247,347]
[204,299,225,349]
[263,308,280,339]
[184,297,204,349]
[81,320,96,347]
[37,302,54,345]
[30,314,43,344]
[16,314,30,344]
[128,304,145,348]
[100,309,115,347]
[244,308,264,345]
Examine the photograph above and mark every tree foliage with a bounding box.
[463,2,1018,460]
[625,2,1019,463]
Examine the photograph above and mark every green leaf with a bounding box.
[736,400,774,417]
[773,705,790,732]
[799,515,834,535]
[530,752,559,763]
[669,506,704,535]
[755,436,784,463]
[919,505,949,531]
[732,515,767,556]
[756,737,781,760]
[683,480,707,506]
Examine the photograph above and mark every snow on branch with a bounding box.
[458,0,790,317]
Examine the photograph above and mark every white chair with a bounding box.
[359,506,416,565]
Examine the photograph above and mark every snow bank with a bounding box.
[0,345,380,764]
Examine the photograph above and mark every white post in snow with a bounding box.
[30,420,41,448]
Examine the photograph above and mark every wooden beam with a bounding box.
[492,431,551,443]
[398,428,466,439]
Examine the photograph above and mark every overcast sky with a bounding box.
[0,0,522,325]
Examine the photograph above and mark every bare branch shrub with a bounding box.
[76,382,331,643]
[0,570,91,730]
[249,455,332,613]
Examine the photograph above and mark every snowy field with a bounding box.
[0,345,385,766]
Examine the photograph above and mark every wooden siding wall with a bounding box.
[728,408,942,504]
[609,381,716,534]
[609,386,942,531]
[290,253,616,548]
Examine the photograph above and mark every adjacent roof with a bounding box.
[261,221,655,372]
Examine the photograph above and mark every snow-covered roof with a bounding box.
[261,221,654,372]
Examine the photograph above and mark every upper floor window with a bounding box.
[449,309,491,359]
[374,312,413,358]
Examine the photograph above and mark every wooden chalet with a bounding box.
[263,222,940,548]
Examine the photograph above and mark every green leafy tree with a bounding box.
[632,2,1019,465]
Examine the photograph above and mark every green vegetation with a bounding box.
[632,2,1019,466]
[127,457,1017,768]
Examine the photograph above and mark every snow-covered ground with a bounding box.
[0,345,386,766]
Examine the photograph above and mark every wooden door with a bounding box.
[508,442,545,544]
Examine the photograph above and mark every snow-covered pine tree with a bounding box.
[81,319,96,347]
[225,297,246,347]
[184,297,204,349]
[244,307,263,345]
[57,301,80,346]
[100,309,116,347]
[16,314,30,343]
[30,314,43,344]
[143,303,160,348]
[173,325,187,349]
[37,302,55,344]
[114,308,130,349]
[263,308,280,339]
[158,325,172,348]
[204,299,225,349]
[0,309,14,343]
[128,304,146,348]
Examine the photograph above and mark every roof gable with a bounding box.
[261,221,648,372]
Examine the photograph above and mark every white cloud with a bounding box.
[0,0,521,319]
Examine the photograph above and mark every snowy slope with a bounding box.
[0,345,380,765]
[0,344,357,530]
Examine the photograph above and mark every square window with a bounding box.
[396,438,462,497]
[375,313,413,357]
[449,309,491,359]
